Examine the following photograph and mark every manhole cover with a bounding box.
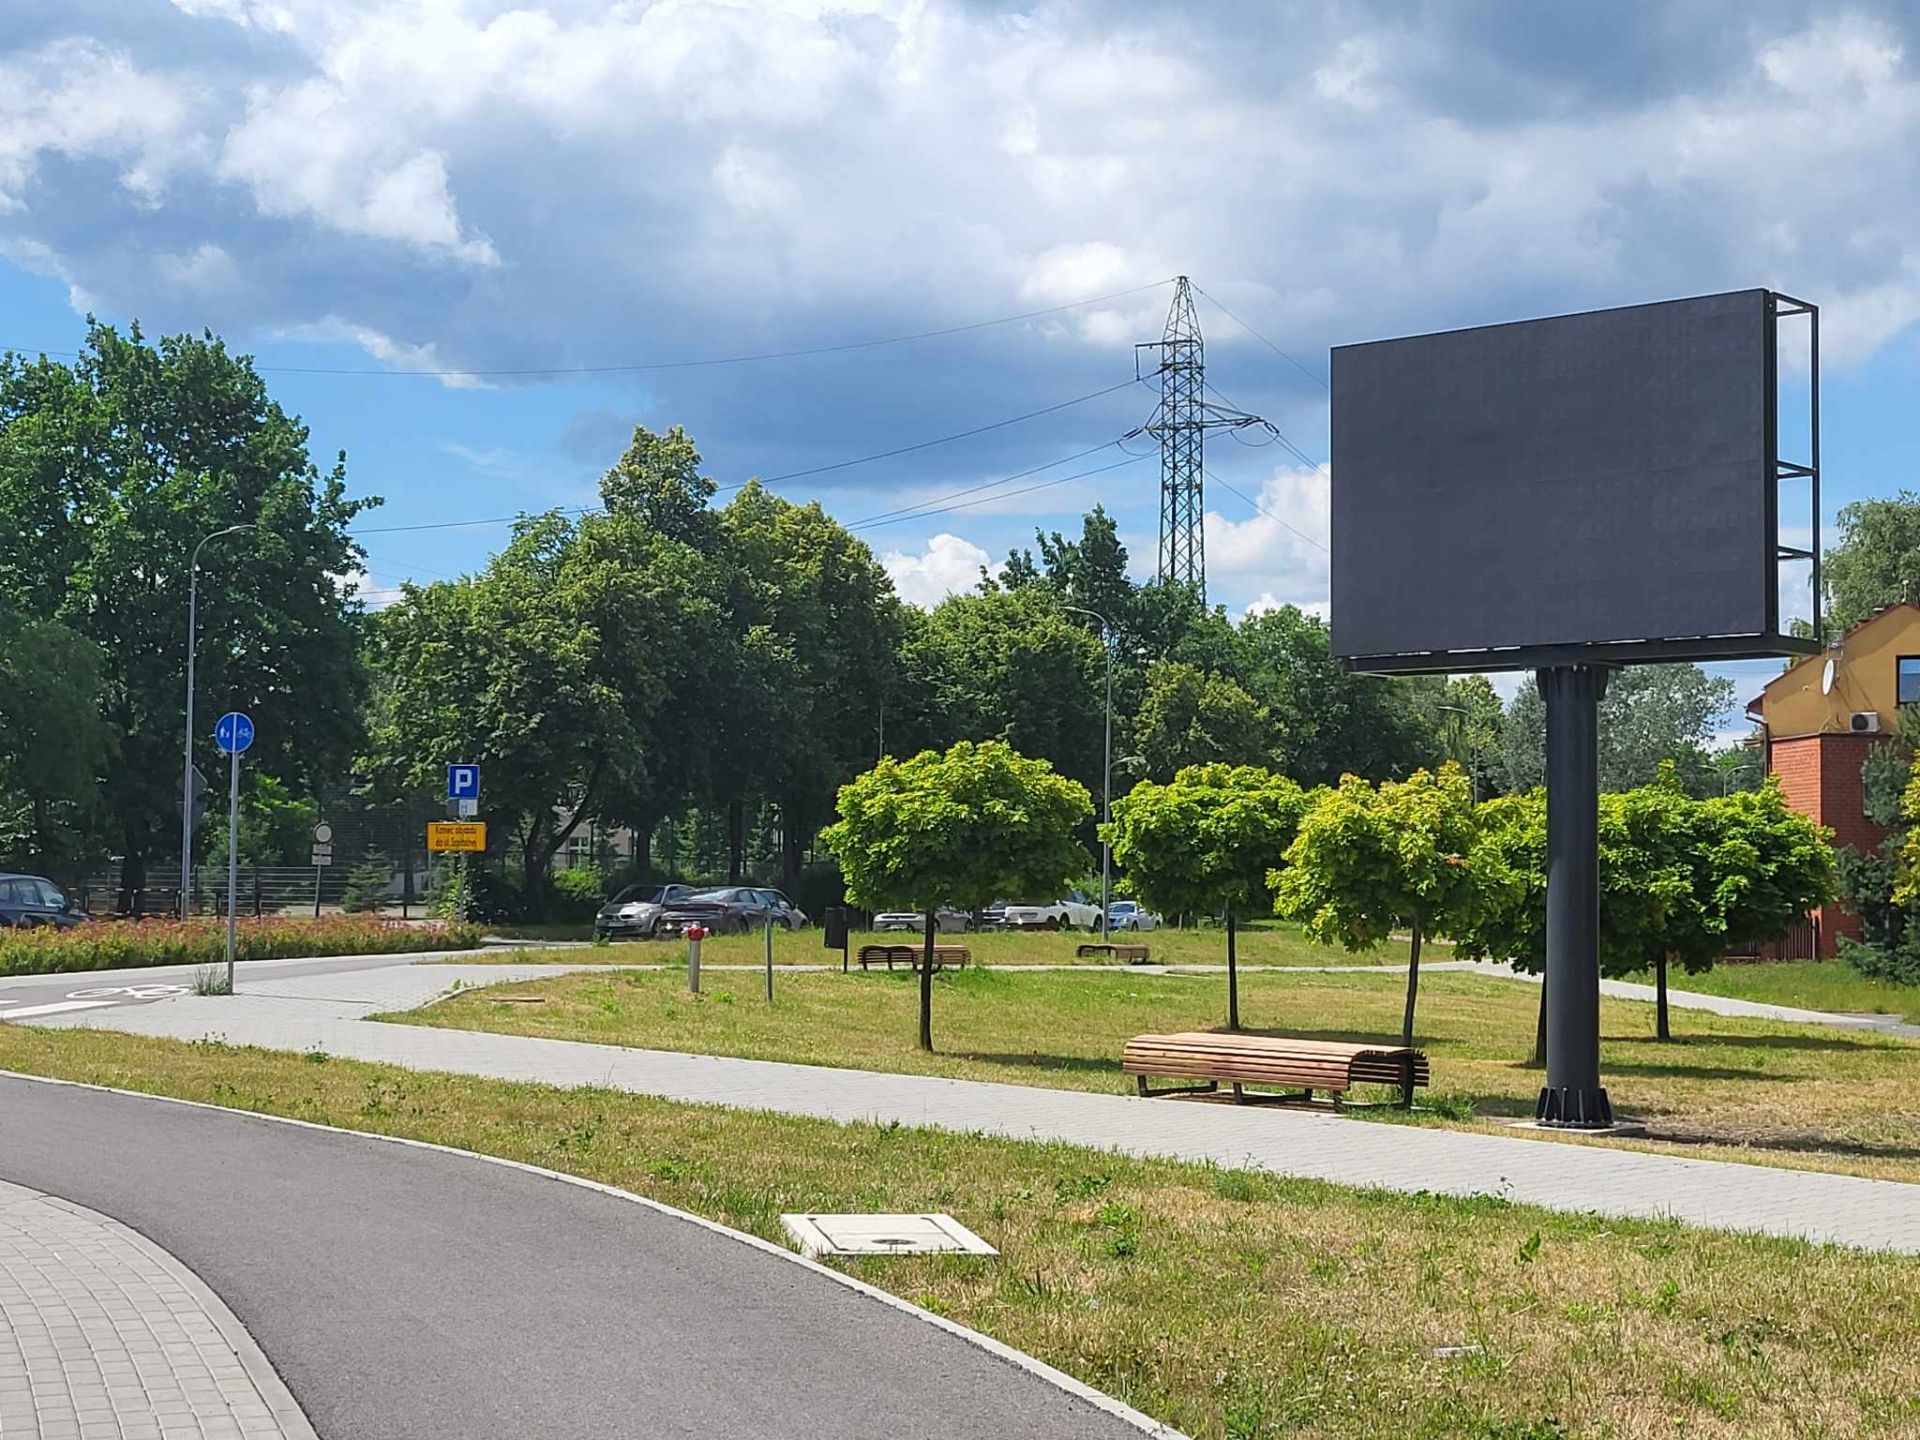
[780,1213,998,1259]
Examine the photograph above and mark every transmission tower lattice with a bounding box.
[1133,276,1276,601]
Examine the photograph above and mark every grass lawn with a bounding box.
[460,921,1434,969]
[1617,959,1920,1025]
[396,966,1920,1184]
[0,1025,1913,1440]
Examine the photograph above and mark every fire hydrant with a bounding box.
[686,925,706,994]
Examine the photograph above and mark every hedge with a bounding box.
[0,915,486,977]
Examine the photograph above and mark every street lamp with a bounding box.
[180,524,256,918]
[1062,605,1115,939]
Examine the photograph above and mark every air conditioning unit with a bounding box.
[1851,711,1882,733]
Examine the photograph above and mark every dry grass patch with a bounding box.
[0,1022,1913,1440]
[394,966,1920,1183]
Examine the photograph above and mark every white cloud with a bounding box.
[1205,462,1331,610]
[157,242,239,295]
[218,83,497,263]
[0,39,200,211]
[882,533,998,607]
[272,316,491,389]
[1243,593,1328,622]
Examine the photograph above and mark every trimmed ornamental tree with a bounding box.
[1276,765,1506,1067]
[820,740,1090,1051]
[1457,769,1833,1047]
[1103,763,1310,1030]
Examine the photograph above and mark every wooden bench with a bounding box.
[1076,942,1152,963]
[1123,1031,1429,1108]
[857,943,971,973]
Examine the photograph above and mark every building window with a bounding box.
[1900,657,1920,707]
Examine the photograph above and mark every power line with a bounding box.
[843,440,1128,528]
[744,378,1143,487]
[0,279,1174,381]
[1205,466,1327,553]
[1204,380,1323,472]
[849,453,1148,532]
[1191,283,1329,391]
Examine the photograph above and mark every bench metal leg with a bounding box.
[1134,1079,1221,1099]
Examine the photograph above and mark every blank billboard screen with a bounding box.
[1331,289,1775,668]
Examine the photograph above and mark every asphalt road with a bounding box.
[0,1077,1155,1440]
[0,945,553,1019]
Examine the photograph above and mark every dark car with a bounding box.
[0,873,88,929]
[656,886,807,936]
[593,883,697,941]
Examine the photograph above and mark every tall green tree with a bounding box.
[0,611,116,879]
[719,482,901,891]
[1131,662,1273,783]
[1821,492,1920,633]
[1235,605,1438,785]
[822,741,1090,1050]
[898,587,1106,796]
[1105,763,1309,1029]
[365,513,649,896]
[1500,664,1735,796]
[1277,765,1505,1073]
[0,322,372,896]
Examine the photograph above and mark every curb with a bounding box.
[0,1067,1189,1440]
[0,1179,320,1439]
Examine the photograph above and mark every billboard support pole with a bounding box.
[1536,664,1613,1128]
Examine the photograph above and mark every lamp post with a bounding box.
[1063,605,1115,939]
[180,524,256,918]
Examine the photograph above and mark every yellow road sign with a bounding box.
[427,821,487,853]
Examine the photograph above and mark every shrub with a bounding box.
[551,868,609,922]
[340,857,392,913]
[0,914,485,976]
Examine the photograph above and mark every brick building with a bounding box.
[1747,602,1920,955]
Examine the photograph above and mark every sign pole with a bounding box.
[225,742,240,992]
[1536,664,1612,1127]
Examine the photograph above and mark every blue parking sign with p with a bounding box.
[447,764,481,800]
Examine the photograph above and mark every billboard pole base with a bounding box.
[1535,664,1613,1129]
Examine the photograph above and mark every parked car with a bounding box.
[872,906,973,934]
[593,883,698,941]
[1105,901,1162,932]
[976,901,1008,931]
[1002,892,1103,930]
[0,873,88,929]
[656,886,808,936]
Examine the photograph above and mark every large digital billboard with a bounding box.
[1330,289,1811,672]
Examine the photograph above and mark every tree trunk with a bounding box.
[631,821,652,881]
[779,813,807,899]
[1530,977,1548,1067]
[726,799,746,883]
[1226,910,1240,1031]
[1400,919,1423,1108]
[1656,951,1672,1042]
[1401,918,1423,1050]
[919,907,936,1052]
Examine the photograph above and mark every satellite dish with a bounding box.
[1821,657,1836,695]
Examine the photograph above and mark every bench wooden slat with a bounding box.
[1123,1029,1428,1103]
[856,943,971,972]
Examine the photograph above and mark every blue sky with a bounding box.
[5,1,1920,721]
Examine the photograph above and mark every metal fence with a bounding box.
[77,862,443,919]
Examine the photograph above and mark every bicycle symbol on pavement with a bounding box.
[66,984,190,1001]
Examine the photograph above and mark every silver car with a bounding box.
[872,906,973,934]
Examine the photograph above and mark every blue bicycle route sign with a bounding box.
[214,712,254,755]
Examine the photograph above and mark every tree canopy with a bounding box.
[1821,492,1920,633]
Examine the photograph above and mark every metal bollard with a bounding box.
[686,925,705,994]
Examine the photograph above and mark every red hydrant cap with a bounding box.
[686,925,706,941]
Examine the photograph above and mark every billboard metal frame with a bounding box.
[1340,289,1822,675]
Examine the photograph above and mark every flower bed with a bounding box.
[0,915,486,976]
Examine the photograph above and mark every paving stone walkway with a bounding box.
[30,963,1919,1254]
[0,1181,314,1440]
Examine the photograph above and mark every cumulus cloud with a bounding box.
[882,533,998,607]
[1206,462,1331,611]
